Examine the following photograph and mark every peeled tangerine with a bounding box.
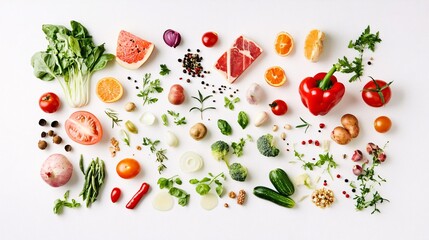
[304,29,325,62]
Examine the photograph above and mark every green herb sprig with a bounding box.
[292,150,338,179]
[137,73,163,106]
[189,172,225,197]
[224,96,240,110]
[353,143,389,214]
[159,64,171,76]
[142,137,168,174]
[53,190,81,214]
[231,135,252,157]
[104,108,122,128]
[189,90,216,120]
[167,110,187,125]
[296,117,311,133]
[333,26,382,82]
[157,175,190,206]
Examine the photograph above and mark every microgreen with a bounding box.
[157,175,190,206]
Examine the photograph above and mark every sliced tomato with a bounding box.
[65,111,103,145]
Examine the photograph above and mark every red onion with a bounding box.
[163,29,181,48]
[40,154,73,187]
[353,165,363,176]
[351,149,363,162]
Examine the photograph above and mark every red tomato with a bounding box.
[202,32,218,47]
[374,116,392,133]
[111,187,121,203]
[65,111,103,145]
[116,158,141,179]
[269,99,288,116]
[362,78,392,107]
[39,92,60,113]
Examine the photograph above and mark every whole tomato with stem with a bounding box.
[269,99,288,116]
[362,77,392,107]
[39,92,61,113]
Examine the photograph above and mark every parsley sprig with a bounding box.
[333,26,382,82]
[137,73,163,106]
[167,110,187,125]
[159,64,171,76]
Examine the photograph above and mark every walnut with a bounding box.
[237,190,246,205]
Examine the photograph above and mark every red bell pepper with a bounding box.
[299,69,345,116]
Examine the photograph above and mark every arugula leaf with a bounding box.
[224,96,240,110]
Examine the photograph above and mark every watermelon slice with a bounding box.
[116,30,155,70]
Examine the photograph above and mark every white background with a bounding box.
[0,0,428,239]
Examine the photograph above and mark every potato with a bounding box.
[190,123,207,140]
[341,114,359,138]
[331,126,352,145]
[168,84,185,105]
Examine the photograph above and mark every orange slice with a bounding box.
[274,32,294,56]
[265,66,286,87]
[96,77,124,103]
[304,29,325,62]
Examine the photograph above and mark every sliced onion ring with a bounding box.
[179,151,203,173]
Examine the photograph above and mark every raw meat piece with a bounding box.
[214,36,263,83]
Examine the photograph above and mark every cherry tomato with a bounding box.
[39,92,60,113]
[65,111,103,145]
[269,99,288,116]
[116,158,141,179]
[374,116,392,133]
[362,78,392,107]
[202,32,218,47]
[111,187,121,203]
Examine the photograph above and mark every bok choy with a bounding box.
[31,20,114,107]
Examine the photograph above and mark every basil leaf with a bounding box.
[217,119,232,136]
[237,111,249,129]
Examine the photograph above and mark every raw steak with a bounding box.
[214,36,263,83]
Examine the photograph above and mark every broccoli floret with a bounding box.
[257,134,280,157]
[229,163,248,182]
[211,140,230,165]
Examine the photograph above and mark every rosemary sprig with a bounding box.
[296,117,311,133]
[104,108,122,128]
[189,90,216,120]
[142,137,168,174]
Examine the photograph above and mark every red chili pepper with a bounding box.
[126,182,150,209]
[299,70,345,116]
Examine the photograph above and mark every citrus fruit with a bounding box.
[265,66,286,87]
[304,29,325,62]
[96,77,123,103]
[274,32,294,56]
[116,30,155,70]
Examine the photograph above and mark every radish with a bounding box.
[40,154,73,187]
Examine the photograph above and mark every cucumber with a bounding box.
[269,168,295,196]
[253,186,295,208]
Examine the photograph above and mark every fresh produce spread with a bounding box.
[32,21,392,215]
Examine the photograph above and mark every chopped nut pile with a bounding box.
[109,137,120,157]
[311,188,335,208]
